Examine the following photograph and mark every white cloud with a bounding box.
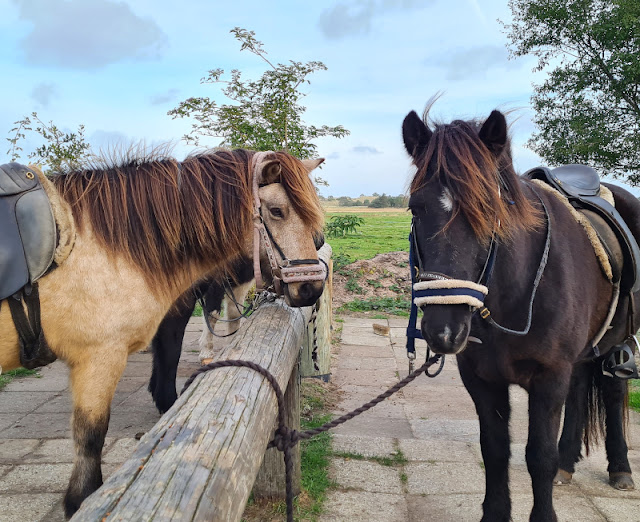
[13,0,168,69]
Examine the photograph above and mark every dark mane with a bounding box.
[50,149,323,294]
[409,114,540,242]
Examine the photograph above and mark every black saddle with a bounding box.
[0,162,58,368]
[0,163,57,300]
[524,164,640,293]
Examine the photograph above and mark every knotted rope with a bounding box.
[181,353,443,522]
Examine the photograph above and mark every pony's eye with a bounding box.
[269,207,284,218]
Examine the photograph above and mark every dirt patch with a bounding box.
[333,251,411,310]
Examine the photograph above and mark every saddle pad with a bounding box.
[530,179,613,281]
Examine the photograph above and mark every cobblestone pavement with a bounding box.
[3,315,640,521]
[319,316,640,522]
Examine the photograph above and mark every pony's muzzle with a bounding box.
[284,279,325,307]
[420,305,471,355]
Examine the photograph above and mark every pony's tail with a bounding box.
[584,366,629,454]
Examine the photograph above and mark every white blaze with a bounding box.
[439,188,453,212]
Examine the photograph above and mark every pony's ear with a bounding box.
[260,160,282,185]
[301,158,324,174]
[479,110,507,157]
[402,110,432,159]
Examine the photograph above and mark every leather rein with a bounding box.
[250,152,326,295]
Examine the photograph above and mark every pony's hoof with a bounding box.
[553,468,573,485]
[610,472,635,490]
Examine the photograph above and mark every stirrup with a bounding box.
[602,336,640,379]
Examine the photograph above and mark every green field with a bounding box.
[325,209,411,263]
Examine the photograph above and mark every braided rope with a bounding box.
[181,354,443,522]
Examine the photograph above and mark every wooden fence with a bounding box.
[72,244,332,521]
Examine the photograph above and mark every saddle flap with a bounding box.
[0,163,39,196]
[15,189,57,281]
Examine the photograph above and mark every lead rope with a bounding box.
[181,354,443,522]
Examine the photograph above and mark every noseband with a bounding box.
[251,152,327,295]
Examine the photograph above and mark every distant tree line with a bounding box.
[319,193,408,208]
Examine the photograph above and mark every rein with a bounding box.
[250,152,326,295]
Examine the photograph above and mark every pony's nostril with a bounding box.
[299,283,313,300]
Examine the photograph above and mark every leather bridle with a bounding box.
[250,152,327,295]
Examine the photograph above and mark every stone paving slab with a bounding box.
[0,494,60,522]
[322,491,408,522]
[331,434,396,458]
[330,458,404,494]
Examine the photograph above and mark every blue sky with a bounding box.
[0,0,626,197]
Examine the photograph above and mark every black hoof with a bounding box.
[610,472,635,490]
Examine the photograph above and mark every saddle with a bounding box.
[0,163,57,299]
[0,162,59,368]
[524,164,640,294]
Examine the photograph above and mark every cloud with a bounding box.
[318,0,430,39]
[150,88,180,106]
[30,82,57,107]
[327,152,340,160]
[89,129,130,151]
[352,145,381,154]
[13,0,168,69]
[436,45,518,81]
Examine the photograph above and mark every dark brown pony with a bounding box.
[0,149,325,517]
[403,108,640,522]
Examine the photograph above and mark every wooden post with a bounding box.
[301,247,333,381]
[252,358,301,499]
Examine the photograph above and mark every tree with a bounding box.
[7,112,92,172]
[504,0,640,182]
[168,28,349,162]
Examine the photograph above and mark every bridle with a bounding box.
[406,183,551,349]
[250,151,327,295]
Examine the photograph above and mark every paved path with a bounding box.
[320,316,640,522]
[2,315,640,521]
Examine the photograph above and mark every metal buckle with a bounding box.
[407,350,416,373]
[480,307,491,319]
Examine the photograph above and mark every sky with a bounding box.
[0,0,633,197]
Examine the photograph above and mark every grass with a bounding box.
[334,449,408,467]
[630,381,640,411]
[338,296,411,317]
[0,368,40,390]
[325,210,410,262]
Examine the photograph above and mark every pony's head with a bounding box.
[403,108,540,354]
[252,151,326,307]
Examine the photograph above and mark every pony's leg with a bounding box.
[458,358,511,522]
[64,351,128,518]
[556,363,591,484]
[149,307,192,414]
[224,280,253,336]
[602,375,634,489]
[526,367,571,522]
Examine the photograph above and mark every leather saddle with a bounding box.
[0,162,57,300]
[524,164,640,293]
[1,162,58,369]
